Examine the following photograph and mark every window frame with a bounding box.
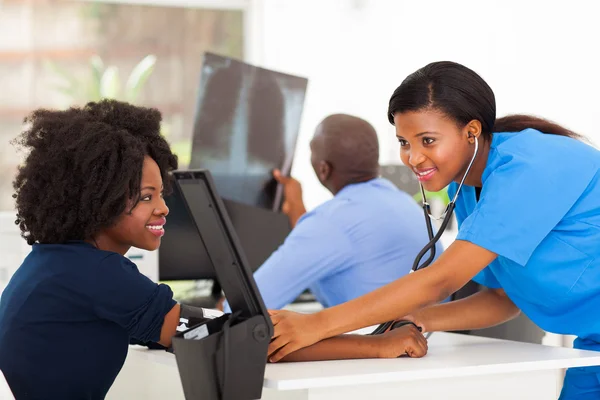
[77,0,264,64]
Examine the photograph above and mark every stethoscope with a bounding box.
[370,136,479,336]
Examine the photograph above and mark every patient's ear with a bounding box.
[318,161,332,182]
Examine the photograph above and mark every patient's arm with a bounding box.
[277,324,427,362]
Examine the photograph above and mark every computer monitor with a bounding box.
[158,174,290,281]
[219,197,290,271]
[189,52,308,211]
[159,175,213,281]
[165,169,271,318]
[170,169,272,400]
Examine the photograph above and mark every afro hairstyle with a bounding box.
[12,99,178,245]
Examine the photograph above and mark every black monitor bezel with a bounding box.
[171,169,272,327]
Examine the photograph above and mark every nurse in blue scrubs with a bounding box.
[266,61,600,399]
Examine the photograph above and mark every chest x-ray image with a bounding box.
[190,52,308,210]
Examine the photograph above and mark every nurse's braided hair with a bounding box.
[387,61,583,141]
[11,99,178,245]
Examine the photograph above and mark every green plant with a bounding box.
[412,187,450,205]
[45,54,157,104]
[44,55,192,164]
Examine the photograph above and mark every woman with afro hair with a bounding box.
[0,100,191,399]
[0,100,431,399]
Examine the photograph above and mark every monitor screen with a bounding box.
[189,52,308,211]
[159,173,290,281]
[159,177,213,281]
[162,170,271,319]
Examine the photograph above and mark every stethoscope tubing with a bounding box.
[370,137,480,336]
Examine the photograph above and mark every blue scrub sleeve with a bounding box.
[457,147,596,266]
[93,254,177,342]
[470,263,502,289]
[224,213,354,312]
[447,184,501,289]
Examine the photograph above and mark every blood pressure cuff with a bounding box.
[130,304,225,351]
[370,320,422,335]
[390,320,422,332]
[176,304,224,333]
[166,304,225,353]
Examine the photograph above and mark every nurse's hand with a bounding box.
[391,313,427,334]
[268,310,324,362]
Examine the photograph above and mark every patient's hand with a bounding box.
[270,312,428,363]
[376,323,428,358]
[273,169,306,227]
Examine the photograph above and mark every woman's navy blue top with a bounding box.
[0,241,176,399]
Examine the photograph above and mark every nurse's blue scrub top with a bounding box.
[449,129,600,346]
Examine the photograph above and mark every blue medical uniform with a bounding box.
[448,129,600,400]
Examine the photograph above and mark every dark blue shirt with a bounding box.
[0,241,176,399]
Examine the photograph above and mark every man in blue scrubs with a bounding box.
[225,114,442,311]
[265,62,600,399]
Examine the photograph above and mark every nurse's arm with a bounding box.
[311,240,497,340]
[410,288,520,333]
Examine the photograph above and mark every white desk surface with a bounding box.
[128,332,600,392]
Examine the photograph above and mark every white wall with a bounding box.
[0,212,30,293]
[253,0,600,209]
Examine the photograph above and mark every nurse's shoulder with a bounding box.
[493,128,600,162]
[486,128,600,180]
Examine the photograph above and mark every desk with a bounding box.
[107,332,600,400]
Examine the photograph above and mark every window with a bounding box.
[0,0,245,210]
